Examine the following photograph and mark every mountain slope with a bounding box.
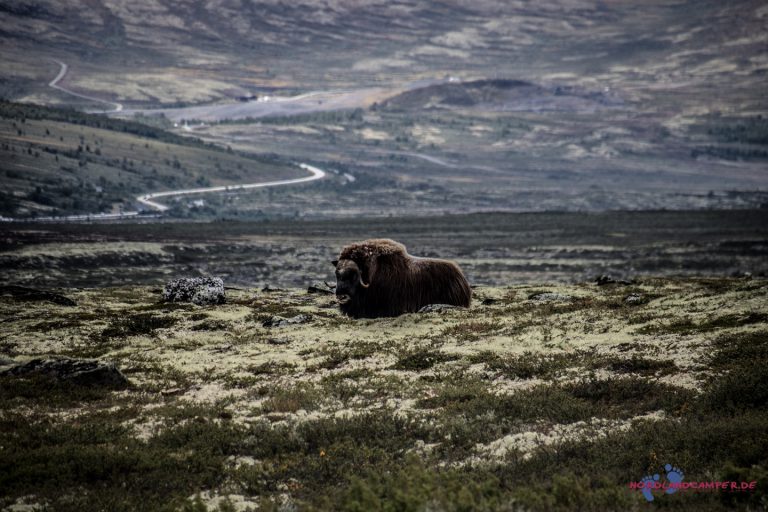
[0,101,301,218]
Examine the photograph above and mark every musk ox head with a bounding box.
[331,239,404,313]
[331,258,369,306]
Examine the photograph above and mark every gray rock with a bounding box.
[0,285,76,306]
[529,292,573,302]
[163,277,225,305]
[262,314,310,328]
[307,282,335,295]
[418,304,460,313]
[595,275,633,286]
[624,293,645,304]
[0,357,128,387]
[160,387,185,396]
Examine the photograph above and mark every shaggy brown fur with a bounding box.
[332,239,471,318]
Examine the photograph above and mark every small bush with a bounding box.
[101,313,177,338]
[393,348,456,371]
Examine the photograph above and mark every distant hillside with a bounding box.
[0,102,302,218]
[1,1,766,216]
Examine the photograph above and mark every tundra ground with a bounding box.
[1,277,766,511]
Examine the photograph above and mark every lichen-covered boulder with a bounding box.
[163,277,225,305]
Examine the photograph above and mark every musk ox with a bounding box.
[332,238,471,318]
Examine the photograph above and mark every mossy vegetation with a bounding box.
[310,341,383,371]
[101,313,178,338]
[442,320,503,341]
[393,347,457,371]
[637,312,768,335]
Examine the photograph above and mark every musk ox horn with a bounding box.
[358,255,378,288]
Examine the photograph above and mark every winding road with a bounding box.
[2,163,325,222]
[0,63,327,222]
[135,163,326,212]
[48,60,123,113]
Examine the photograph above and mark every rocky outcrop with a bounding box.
[528,292,573,302]
[307,282,335,295]
[418,304,461,313]
[0,285,76,306]
[0,357,128,387]
[262,314,310,328]
[595,275,633,286]
[163,277,225,305]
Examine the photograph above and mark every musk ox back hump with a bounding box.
[335,239,471,318]
[411,257,471,309]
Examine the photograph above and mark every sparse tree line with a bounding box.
[704,116,768,145]
[214,108,366,126]
[0,100,297,218]
[0,100,211,149]
[0,100,286,167]
[691,146,768,161]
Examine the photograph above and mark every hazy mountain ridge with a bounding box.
[2,0,766,107]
